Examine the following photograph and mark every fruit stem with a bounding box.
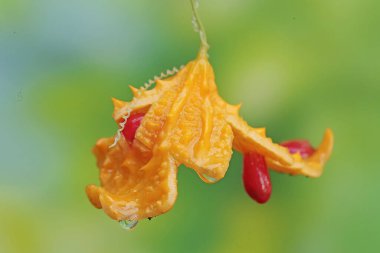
[190,0,209,57]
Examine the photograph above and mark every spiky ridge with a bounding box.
[109,65,184,148]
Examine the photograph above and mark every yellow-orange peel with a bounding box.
[86,51,334,222]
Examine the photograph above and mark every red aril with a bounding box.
[281,140,315,159]
[243,152,272,204]
[122,113,145,143]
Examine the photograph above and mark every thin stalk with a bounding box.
[190,0,209,56]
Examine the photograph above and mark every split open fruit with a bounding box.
[86,51,334,222]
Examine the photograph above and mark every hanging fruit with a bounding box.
[86,0,334,229]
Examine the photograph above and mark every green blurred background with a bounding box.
[1,0,379,252]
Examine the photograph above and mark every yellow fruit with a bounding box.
[86,52,334,221]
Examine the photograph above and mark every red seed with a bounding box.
[281,140,315,159]
[122,113,145,142]
[243,152,272,204]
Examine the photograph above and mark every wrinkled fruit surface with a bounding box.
[86,51,334,222]
[243,152,272,204]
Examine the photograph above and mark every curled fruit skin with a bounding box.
[266,129,334,177]
[86,52,334,222]
[243,152,272,204]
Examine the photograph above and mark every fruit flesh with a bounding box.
[122,113,145,143]
[281,140,315,159]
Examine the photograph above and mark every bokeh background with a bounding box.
[1,0,379,252]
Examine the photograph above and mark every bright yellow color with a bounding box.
[86,51,334,221]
